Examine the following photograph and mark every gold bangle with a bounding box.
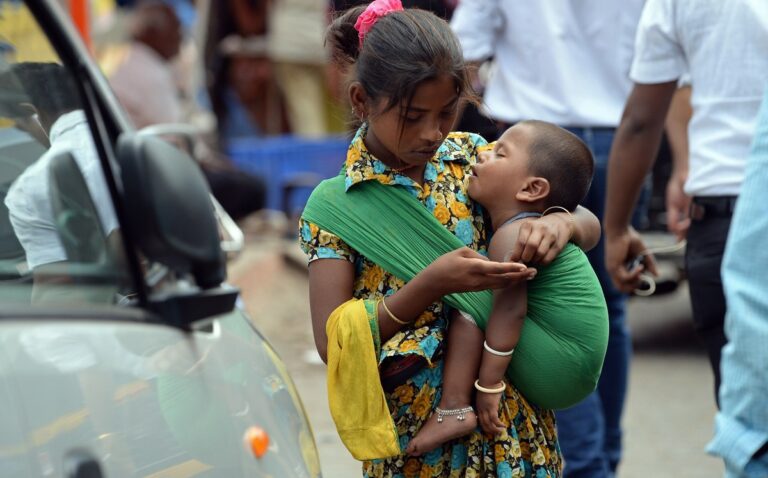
[474,379,506,394]
[542,205,573,217]
[542,206,575,236]
[381,298,409,326]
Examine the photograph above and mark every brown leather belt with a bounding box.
[689,196,738,221]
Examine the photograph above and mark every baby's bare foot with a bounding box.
[405,405,476,456]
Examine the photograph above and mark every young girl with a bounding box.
[300,1,600,476]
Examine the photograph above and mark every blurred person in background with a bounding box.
[707,87,768,478]
[203,0,289,144]
[102,1,183,128]
[267,0,329,138]
[451,2,645,476]
[605,0,768,407]
[104,1,267,221]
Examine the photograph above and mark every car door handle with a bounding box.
[64,449,104,478]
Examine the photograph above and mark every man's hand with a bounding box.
[665,172,691,240]
[605,226,658,293]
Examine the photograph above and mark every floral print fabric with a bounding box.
[299,125,562,477]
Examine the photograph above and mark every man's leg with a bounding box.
[596,294,630,473]
[557,394,611,478]
[582,214,630,476]
[685,211,731,403]
[556,128,629,477]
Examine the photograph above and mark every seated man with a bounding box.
[104,1,266,220]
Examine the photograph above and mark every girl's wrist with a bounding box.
[476,374,505,389]
[412,268,447,303]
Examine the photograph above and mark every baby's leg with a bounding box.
[405,311,483,456]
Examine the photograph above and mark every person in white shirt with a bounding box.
[451,2,645,476]
[2,63,118,272]
[604,0,768,409]
[267,0,328,137]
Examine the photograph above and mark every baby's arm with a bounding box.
[476,224,528,434]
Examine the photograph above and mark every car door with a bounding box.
[0,1,321,476]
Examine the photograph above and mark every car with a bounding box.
[0,1,322,476]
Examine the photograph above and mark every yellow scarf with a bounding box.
[326,299,400,460]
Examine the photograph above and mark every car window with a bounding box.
[0,1,130,305]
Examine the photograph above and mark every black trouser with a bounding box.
[203,168,266,221]
[685,196,736,405]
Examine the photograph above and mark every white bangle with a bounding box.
[474,379,506,394]
[484,340,515,356]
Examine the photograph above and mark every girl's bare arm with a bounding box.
[308,247,535,363]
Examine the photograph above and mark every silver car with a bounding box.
[0,1,321,476]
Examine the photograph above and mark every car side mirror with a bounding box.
[136,124,245,255]
[116,133,238,327]
[116,133,225,289]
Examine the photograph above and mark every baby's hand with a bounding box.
[476,387,506,435]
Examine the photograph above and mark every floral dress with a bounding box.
[299,125,563,477]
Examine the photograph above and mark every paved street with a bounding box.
[228,235,723,478]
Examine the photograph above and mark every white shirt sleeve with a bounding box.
[5,163,66,269]
[450,0,504,62]
[629,0,686,84]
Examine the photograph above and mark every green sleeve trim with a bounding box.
[364,299,381,357]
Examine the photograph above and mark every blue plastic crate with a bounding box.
[228,135,349,212]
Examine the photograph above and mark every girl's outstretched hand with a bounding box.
[424,247,535,296]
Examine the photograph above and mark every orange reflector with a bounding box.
[244,426,270,459]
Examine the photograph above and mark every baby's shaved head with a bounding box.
[518,120,594,211]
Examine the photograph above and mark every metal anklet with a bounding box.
[435,406,474,423]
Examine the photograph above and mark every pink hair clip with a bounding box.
[354,0,404,47]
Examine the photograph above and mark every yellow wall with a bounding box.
[0,2,58,63]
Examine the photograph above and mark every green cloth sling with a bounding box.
[302,174,608,409]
